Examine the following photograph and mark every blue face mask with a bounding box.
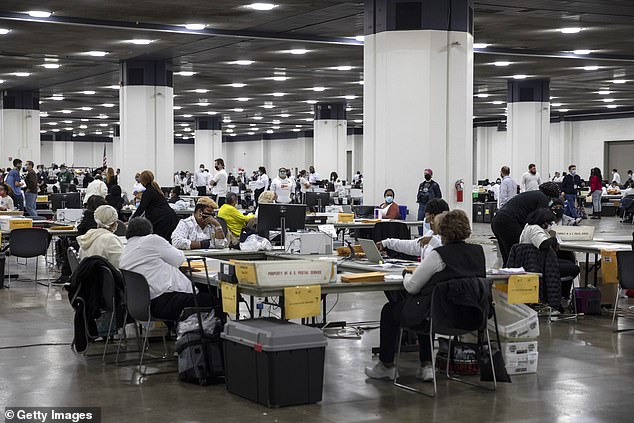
[385,196,393,204]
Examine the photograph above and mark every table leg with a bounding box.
[594,253,600,286]
[584,253,590,287]
[249,296,255,318]
[280,295,285,320]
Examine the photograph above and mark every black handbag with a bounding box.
[479,306,512,383]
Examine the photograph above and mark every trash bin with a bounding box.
[473,203,485,223]
[484,202,497,223]
[221,318,327,407]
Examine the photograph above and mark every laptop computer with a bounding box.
[358,239,415,265]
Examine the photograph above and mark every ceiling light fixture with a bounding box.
[289,49,309,55]
[607,104,618,109]
[603,98,615,103]
[126,39,153,45]
[492,101,504,105]
[0,29,11,35]
[266,130,273,134]
[206,111,217,115]
[512,74,527,79]
[354,35,364,42]
[272,76,287,81]
[473,43,490,49]
[27,10,52,18]
[494,61,511,67]
[80,107,93,111]
[102,103,115,108]
[81,90,96,95]
[237,97,249,102]
[272,120,281,124]
[86,51,108,57]
[263,104,274,109]
[12,72,30,77]
[246,3,278,11]
[42,63,61,69]
[344,95,356,100]
[292,128,300,132]
[183,114,193,118]
[336,66,352,71]
[253,116,263,120]
[107,85,120,89]
[230,83,246,88]
[174,71,196,76]
[551,103,562,107]
[313,86,325,92]
[233,108,244,112]
[197,102,210,106]
[50,96,64,101]
[598,90,611,95]
[612,79,627,84]
[475,93,489,98]
[99,123,108,127]
[573,49,591,55]
[306,100,317,104]
[272,92,285,97]
[583,65,599,71]
[560,27,582,34]
[184,24,206,30]
[194,88,208,93]
[232,60,254,65]
[60,110,72,114]
[280,113,290,118]
[558,109,570,112]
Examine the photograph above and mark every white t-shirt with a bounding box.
[299,177,310,193]
[521,172,542,192]
[211,169,228,197]
[194,169,209,187]
[309,172,320,184]
[613,172,622,184]
[0,195,15,210]
[253,173,269,190]
[270,177,293,203]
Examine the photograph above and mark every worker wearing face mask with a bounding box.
[416,169,442,235]
[561,164,583,218]
[377,188,401,219]
[270,167,293,204]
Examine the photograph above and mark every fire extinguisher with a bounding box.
[455,179,464,203]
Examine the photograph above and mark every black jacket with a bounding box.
[507,243,561,309]
[416,179,442,204]
[132,184,179,241]
[67,256,126,353]
[431,277,492,332]
[561,174,581,195]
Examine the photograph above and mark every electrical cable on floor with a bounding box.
[0,342,72,350]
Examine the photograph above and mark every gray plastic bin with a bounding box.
[221,318,327,407]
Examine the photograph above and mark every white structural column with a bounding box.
[363,0,474,218]
[194,116,223,171]
[119,60,174,188]
[313,102,348,179]
[0,90,41,166]
[112,125,120,170]
[507,79,551,179]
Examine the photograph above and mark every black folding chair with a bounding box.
[6,228,52,288]
[612,251,634,332]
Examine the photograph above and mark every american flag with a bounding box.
[102,144,107,168]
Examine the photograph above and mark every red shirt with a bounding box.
[590,175,602,193]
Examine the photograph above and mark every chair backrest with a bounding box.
[101,266,116,312]
[67,246,80,273]
[120,269,151,322]
[114,220,127,236]
[10,228,51,258]
[617,251,634,290]
[430,278,491,336]
[216,216,228,238]
[371,221,410,243]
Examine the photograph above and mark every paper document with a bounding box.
[318,224,337,238]
[488,267,526,275]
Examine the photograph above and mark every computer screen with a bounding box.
[305,192,331,212]
[50,193,81,211]
[257,203,307,235]
[353,205,376,218]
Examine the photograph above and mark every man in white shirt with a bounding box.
[120,217,215,321]
[520,163,542,192]
[83,174,108,204]
[210,158,228,206]
[612,169,622,185]
[194,164,209,196]
[308,165,321,184]
[171,201,228,249]
[376,199,448,259]
[552,172,563,183]
[270,167,293,204]
[498,166,517,208]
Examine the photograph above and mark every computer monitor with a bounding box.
[51,193,81,211]
[305,192,331,212]
[353,205,376,218]
[257,203,307,245]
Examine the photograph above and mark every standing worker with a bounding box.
[270,167,293,204]
[520,163,542,192]
[210,158,228,206]
[498,166,517,208]
[561,165,583,218]
[24,161,38,217]
[491,182,561,265]
[5,159,24,211]
[590,167,603,219]
[253,166,269,206]
[416,169,442,236]
[194,164,209,196]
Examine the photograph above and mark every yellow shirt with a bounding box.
[218,204,254,236]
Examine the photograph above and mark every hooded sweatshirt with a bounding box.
[77,228,124,268]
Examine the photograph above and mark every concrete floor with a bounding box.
[1,217,633,423]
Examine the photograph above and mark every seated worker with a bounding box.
[377,189,401,219]
[622,181,634,198]
[76,205,124,267]
[366,210,486,382]
[0,183,15,211]
[607,181,621,195]
[551,199,581,226]
[218,192,256,246]
[119,217,213,321]
[105,185,125,219]
[376,198,449,259]
[83,174,108,205]
[168,186,182,204]
[519,208,580,310]
[171,200,228,249]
